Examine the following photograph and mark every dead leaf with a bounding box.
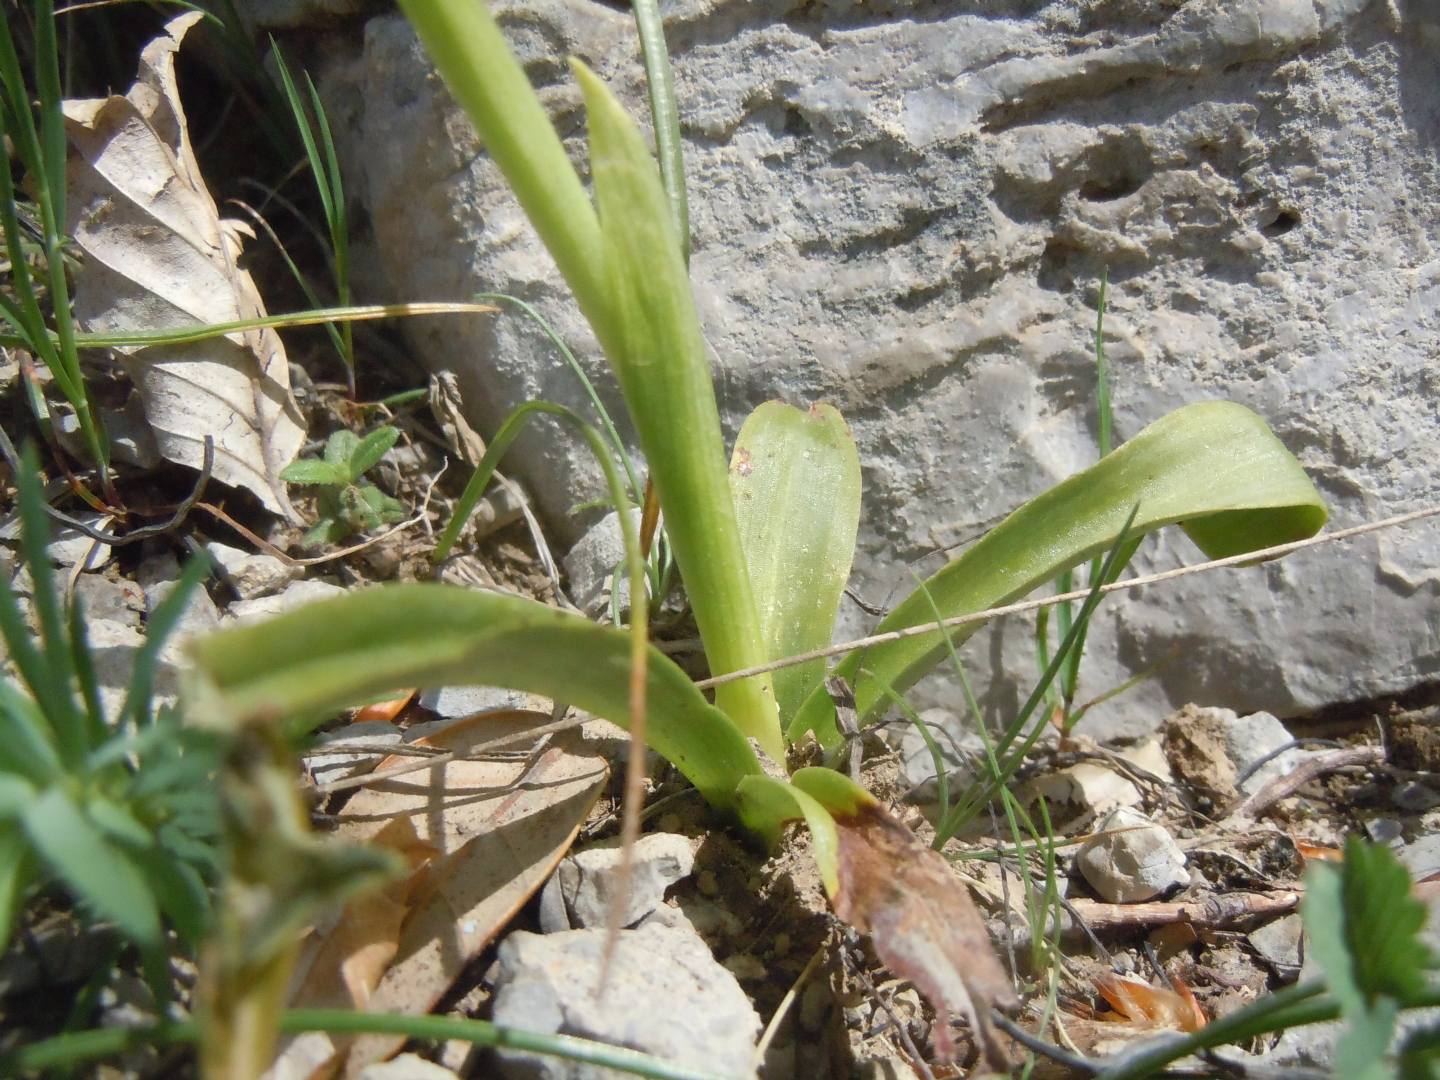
[1094,973,1206,1033]
[270,710,608,1077]
[63,13,304,517]
[1294,838,1343,863]
[352,692,415,726]
[833,802,1019,1069]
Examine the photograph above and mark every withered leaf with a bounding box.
[833,803,1019,1068]
[1095,973,1207,1033]
[63,13,305,516]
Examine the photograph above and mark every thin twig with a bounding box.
[311,712,588,795]
[1224,744,1385,823]
[1063,891,1301,931]
[696,506,1440,691]
[990,1010,1101,1076]
[752,942,828,1071]
[196,462,445,567]
[1233,738,1343,788]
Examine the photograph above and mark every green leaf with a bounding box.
[730,402,861,723]
[576,60,781,758]
[735,775,841,895]
[323,429,360,469]
[792,401,1328,744]
[0,680,62,784]
[300,517,349,547]
[349,426,399,478]
[187,583,762,810]
[1399,1024,1440,1080]
[20,787,162,948]
[0,822,34,954]
[279,458,348,487]
[0,774,36,817]
[1303,837,1432,1080]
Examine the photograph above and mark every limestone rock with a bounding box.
[490,921,760,1079]
[321,1,1440,734]
[1076,805,1190,902]
[538,833,696,931]
[204,540,302,600]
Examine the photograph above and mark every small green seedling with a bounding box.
[279,427,405,546]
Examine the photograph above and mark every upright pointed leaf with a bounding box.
[187,583,761,809]
[577,62,781,757]
[730,402,861,723]
[792,401,1327,744]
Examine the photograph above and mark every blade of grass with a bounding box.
[631,0,689,263]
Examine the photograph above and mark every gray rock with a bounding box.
[538,833,696,930]
[46,518,112,571]
[1076,806,1190,903]
[203,540,302,600]
[1218,709,1307,795]
[560,510,640,620]
[137,552,220,648]
[86,618,183,721]
[1248,913,1304,981]
[321,0,1440,736]
[306,720,404,783]
[893,707,985,802]
[226,578,347,622]
[73,574,146,629]
[417,684,532,719]
[491,921,760,1079]
[1395,832,1440,882]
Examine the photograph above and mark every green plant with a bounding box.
[0,0,108,479]
[279,426,406,546]
[0,446,222,994]
[271,43,356,395]
[184,0,1328,1066]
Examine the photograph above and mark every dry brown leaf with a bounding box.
[1294,838,1343,863]
[270,710,607,1078]
[833,802,1020,1069]
[352,692,416,726]
[63,13,304,517]
[1094,973,1207,1033]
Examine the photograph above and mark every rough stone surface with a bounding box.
[204,540,302,600]
[893,707,987,801]
[1248,912,1304,980]
[490,921,760,1079]
[1218,708,1308,794]
[321,1,1440,733]
[1027,761,1143,820]
[416,684,533,719]
[560,510,639,619]
[538,833,697,931]
[1076,805,1190,902]
[226,578,347,623]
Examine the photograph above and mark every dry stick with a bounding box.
[311,712,589,795]
[1224,744,1386,824]
[1063,890,1301,931]
[696,506,1440,692]
[752,942,829,1071]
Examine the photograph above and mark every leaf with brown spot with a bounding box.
[833,802,1019,1068]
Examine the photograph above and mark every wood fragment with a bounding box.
[1064,891,1300,930]
[1224,744,1384,823]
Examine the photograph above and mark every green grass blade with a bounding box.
[631,0,689,264]
[67,592,108,748]
[790,401,1327,744]
[577,61,780,756]
[0,822,35,954]
[187,583,762,810]
[729,401,861,724]
[34,0,66,232]
[20,786,162,948]
[118,552,211,734]
[0,681,63,782]
[13,447,87,764]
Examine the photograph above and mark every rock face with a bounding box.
[319,0,1440,732]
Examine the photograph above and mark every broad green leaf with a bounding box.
[187,583,762,809]
[735,775,841,895]
[279,458,348,486]
[0,774,36,817]
[349,426,399,478]
[576,61,782,758]
[1400,1024,1440,1080]
[792,401,1328,744]
[20,786,161,948]
[730,402,861,723]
